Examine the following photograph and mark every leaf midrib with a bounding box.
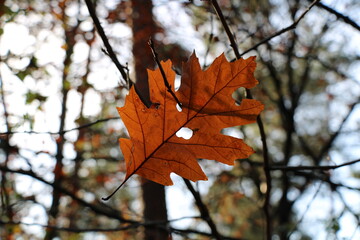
[123,58,253,184]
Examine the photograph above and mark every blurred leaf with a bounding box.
[25,91,47,104]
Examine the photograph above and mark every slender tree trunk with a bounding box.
[0,76,14,240]
[130,1,169,239]
[142,179,169,240]
[45,8,78,238]
[131,0,153,107]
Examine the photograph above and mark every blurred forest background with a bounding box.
[1,0,360,239]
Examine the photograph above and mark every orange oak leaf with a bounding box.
[118,53,263,187]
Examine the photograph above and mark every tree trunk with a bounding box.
[130,1,169,239]
[142,180,169,240]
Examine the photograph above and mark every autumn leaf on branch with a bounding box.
[116,52,263,190]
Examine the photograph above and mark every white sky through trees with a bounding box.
[1,0,360,239]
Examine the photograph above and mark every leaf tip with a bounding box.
[189,50,199,62]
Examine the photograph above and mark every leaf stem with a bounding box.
[101,181,127,201]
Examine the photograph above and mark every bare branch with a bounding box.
[295,171,360,192]
[240,158,360,172]
[170,226,243,240]
[287,182,323,238]
[317,98,360,162]
[84,0,130,87]
[0,220,140,233]
[183,179,224,240]
[0,218,242,240]
[313,1,360,32]
[0,216,201,233]
[240,0,320,57]
[0,75,13,225]
[210,0,241,58]
[0,117,120,135]
[0,165,134,223]
[210,1,272,238]
[270,159,360,171]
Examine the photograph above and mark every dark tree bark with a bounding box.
[131,0,153,107]
[142,180,169,240]
[130,1,169,239]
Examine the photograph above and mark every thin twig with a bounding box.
[270,159,360,171]
[183,179,223,240]
[211,0,240,58]
[210,0,272,238]
[148,38,182,107]
[0,75,12,222]
[0,78,10,134]
[287,182,323,238]
[203,13,215,68]
[0,219,240,239]
[317,98,360,162]
[237,158,360,172]
[84,0,130,87]
[0,220,140,233]
[240,0,320,57]
[295,170,360,192]
[312,1,360,32]
[0,165,134,223]
[296,98,360,168]
[0,117,120,135]
[0,216,202,233]
[170,227,243,240]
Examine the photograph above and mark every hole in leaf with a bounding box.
[174,74,181,91]
[176,103,182,112]
[233,87,246,106]
[176,127,193,140]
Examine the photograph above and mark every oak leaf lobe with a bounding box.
[118,52,263,186]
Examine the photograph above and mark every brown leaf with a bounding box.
[118,52,263,186]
